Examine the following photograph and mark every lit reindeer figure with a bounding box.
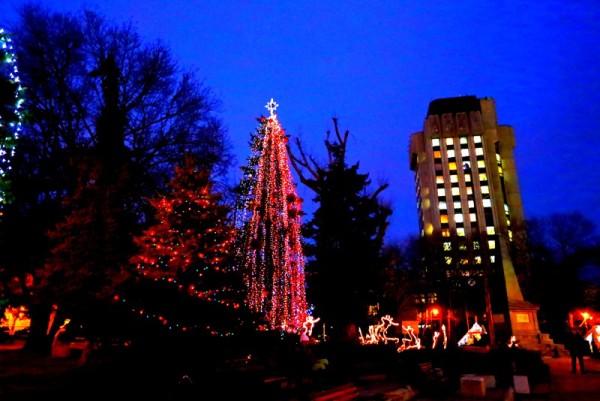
[359,324,379,345]
[397,325,422,352]
[375,314,400,344]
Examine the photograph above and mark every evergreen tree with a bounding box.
[0,28,23,215]
[129,153,244,335]
[289,117,391,340]
[0,27,25,304]
[240,99,308,331]
[39,158,133,336]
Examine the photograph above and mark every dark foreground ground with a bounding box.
[1,334,600,400]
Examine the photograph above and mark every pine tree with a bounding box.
[240,99,308,331]
[129,153,244,334]
[289,117,391,340]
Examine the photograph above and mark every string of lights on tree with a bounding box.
[241,98,308,331]
[113,295,238,337]
[128,154,244,334]
[0,28,24,216]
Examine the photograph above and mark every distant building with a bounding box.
[409,95,540,346]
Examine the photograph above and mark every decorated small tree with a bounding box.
[129,153,244,334]
[0,28,24,216]
[238,99,308,331]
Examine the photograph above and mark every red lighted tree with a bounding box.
[129,154,244,332]
[240,99,308,331]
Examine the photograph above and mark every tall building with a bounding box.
[409,95,540,345]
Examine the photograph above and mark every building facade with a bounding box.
[409,95,540,345]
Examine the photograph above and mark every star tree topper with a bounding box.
[265,98,279,116]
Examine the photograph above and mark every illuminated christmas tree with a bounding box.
[0,28,24,216]
[129,154,244,333]
[241,99,308,331]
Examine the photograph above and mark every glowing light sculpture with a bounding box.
[458,321,487,347]
[397,325,422,352]
[241,99,308,331]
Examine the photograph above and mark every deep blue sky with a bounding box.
[3,1,600,243]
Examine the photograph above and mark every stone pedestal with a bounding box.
[508,300,540,339]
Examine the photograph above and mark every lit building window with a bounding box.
[449,162,457,170]
[453,201,461,209]
[496,153,501,162]
[446,138,453,145]
[459,244,467,250]
[470,213,477,222]
[461,149,469,157]
[487,226,495,235]
[445,256,452,265]
[457,228,465,236]
[441,214,449,224]
[504,203,510,213]
[474,136,482,143]
[481,186,489,194]
[460,137,468,144]
[473,241,480,249]
[466,187,473,195]
[475,148,484,156]
[483,199,492,208]
[477,160,486,169]
[447,149,455,158]
[479,173,488,181]
[439,201,447,209]
[434,150,442,158]
[488,240,496,249]
[460,258,468,265]
[451,187,460,196]
[468,200,475,208]
[436,175,444,184]
[508,230,513,240]
[443,242,452,251]
[432,138,440,147]
[442,229,450,237]
[474,256,482,264]
[437,188,446,196]
[455,214,464,223]
[465,174,471,182]
[450,174,458,183]
[498,166,503,174]
[490,255,496,263]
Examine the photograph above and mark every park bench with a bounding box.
[309,382,359,401]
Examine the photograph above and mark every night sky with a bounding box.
[3,1,600,243]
